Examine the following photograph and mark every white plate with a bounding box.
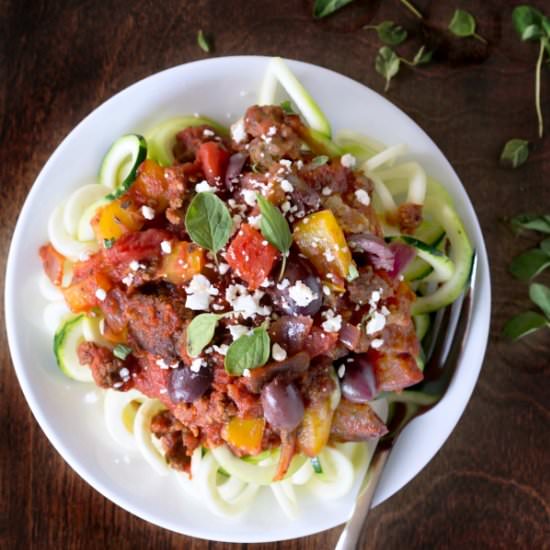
[4,56,491,543]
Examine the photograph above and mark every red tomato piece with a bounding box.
[39,244,65,286]
[198,142,229,185]
[103,228,172,280]
[226,224,278,290]
[63,271,112,313]
[303,327,339,358]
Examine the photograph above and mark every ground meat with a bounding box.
[398,202,423,234]
[124,292,189,360]
[77,341,134,390]
[330,399,388,441]
[323,194,376,235]
[347,266,393,306]
[371,351,423,391]
[296,357,335,408]
[301,161,353,195]
[226,381,263,417]
[173,125,222,163]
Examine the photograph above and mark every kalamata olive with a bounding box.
[268,255,322,316]
[340,356,378,403]
[168,365,212,404]
[261,378,305,431]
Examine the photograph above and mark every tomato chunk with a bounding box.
[226,224,278,290]
[303,327,339,358]
[158,241,205,285]
[63,271,112,313]
[198,142,229,185]
[130,159,169,210]
[39,244,65,286]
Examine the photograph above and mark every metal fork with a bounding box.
[335,256,477,550]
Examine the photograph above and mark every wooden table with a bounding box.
[2,1,549,548]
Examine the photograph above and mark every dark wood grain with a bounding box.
[1,1,549,548]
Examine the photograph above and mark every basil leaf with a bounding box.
[502,311,548,340]
[313,0,354,19]
[257,193,292,255]
[529,282,550,319]
[375,47,400,92]
[311,155,329,167]
[413,45,432,65]
[448,9,477,37]
[509,249,550,280]
[500,139,530,168]
[197,30,211,52]
[280,100,295,114]
[512,6,545,41]
[540,238,550,255]
[185,192,232,254]
[113,344,132,360]
[224,327,270,376]
[511,214,550,234]
[187,313,223,357]
[365,21,407,46]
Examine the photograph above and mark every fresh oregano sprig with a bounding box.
[364,21,408,46]
[500,139,530,168]
[186,313,224,357]
[197,30,211,53]
[448,9,487,44]
[224,326,270,376]
[512,5,550,138]
[375,45,432,91]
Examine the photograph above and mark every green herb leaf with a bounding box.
[197,30,211,53]
[311,456,323,474]
[448,9,486,43]
[187,313,223,357]
[365,21,407,46]
[224,327,270,376]
[500,139,530,168]
[509,248,550,280]
[280,100,295,114]
[311,155,329,167]
[375,46,400,92]
[113,344,132,360]
[511,214,550,234]
[412,45,432,65]
[512,6,546,41]
[313,0,354,18]
[185,192,232,254]
[529,282,550,319]
[257,194,292,253]
[540,238,550,255]
[399,0,423,20]
[103,238,115,249]
[502,311,548,340]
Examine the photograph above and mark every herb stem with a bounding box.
[473,32,487,44]
[278,254,287,281]
[536,38,545,138]
[399,0,423,20]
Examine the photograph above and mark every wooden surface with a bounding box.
[1,1,549,548]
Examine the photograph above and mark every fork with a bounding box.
[335,257,477,550]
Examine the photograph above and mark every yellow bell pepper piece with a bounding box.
[293,209,355,280]
[158,241,205,285]
[296,398,334,458]
[92,198,144,242]
[222,417,266,456]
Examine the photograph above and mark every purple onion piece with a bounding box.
[348,234,394,272]
[388,242,416,278]
[224,153,248,190]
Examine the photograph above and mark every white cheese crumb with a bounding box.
[280,179,294,193]
[202,128,215,137]
[218,262,230,275]
[195,180,216,193]
[122,274,134,286]
[355,189,371,206]
[288,280,318,307]
[185,274,218,311]
[248,214,262,229]
[141,205,155,220]
[243,368,251,378]
[160,240,172,254]
[212,344,229,356]
[272,343,287,362]
[371,338,384,349]
[341,153,357,168]
[322,285,331,296]
[321,310,342,333]
[267,125,277,137]
[95,288,107,301]
[381,305,390,316]
[119,367,130,379]
[323,249,335,262]
[129,260,140,271]
[190,358,205,373]
[225,284,271,319]
[322,186,332,196]
[366,312,386,335]
[242,189,257,206]
[280,159,292,168]
[228,324,249,341]
[277,278,290,290]
[337,365,346,378]
[155,358,169,369]
[281,201,291,213]
[230,118,247,143]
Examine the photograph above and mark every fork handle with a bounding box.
[335,447,391,550]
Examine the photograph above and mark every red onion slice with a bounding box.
[348,234,395,271]
[388,242,416,278]
[225,152,248,190]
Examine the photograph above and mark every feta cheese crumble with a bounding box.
[321,310,342,333]
[288,280,318,307]
[272,343,287,362]
[355,189,371,206]
[141,205,155,220]
[160,240,172,254]
[190,358,205,372]
[95,288,106,301]
[340,153,356,168]
[185,274,218,311]
[371,338,384,349]
[228,324,249,341]
[280,179,294,193]
[230,118,247,143]
[195,180,216,193]
[366,311,386,334]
